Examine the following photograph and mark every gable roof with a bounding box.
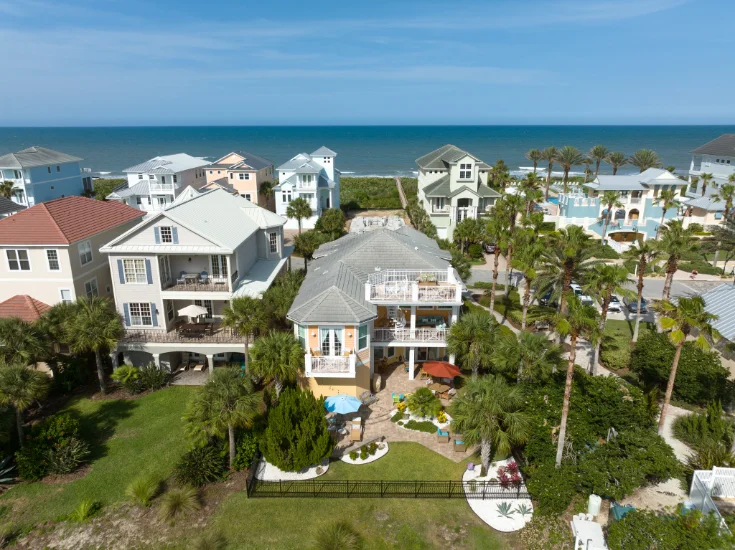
[0,295,51,322]
[700,284,735,342]
[0,146,82,169]
[0,197,25,216]
[586,168,686,192]
[311,146,337,157]
[0,196,145,245]
[681,194,725,212]
[212,151,273,171]
[422,174,500,199]
[416,144,489,170]
[288,226,453,324]
[123,153,210,174]
[691,134,735,157]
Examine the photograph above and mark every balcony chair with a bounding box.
[199,271,209,284]
[177,271,186,285]
[437,428,450,443]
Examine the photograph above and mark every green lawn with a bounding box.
[600,319,655,371]
[1,386,196,528]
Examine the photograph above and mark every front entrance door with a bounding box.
[456,198,473,222]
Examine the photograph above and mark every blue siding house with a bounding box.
[0,146,91,206]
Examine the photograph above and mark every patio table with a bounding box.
[428,383,450,398]
[179,323,209,336]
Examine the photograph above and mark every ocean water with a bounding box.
[0,126,733,177]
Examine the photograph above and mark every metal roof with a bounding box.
[682,195,725,211]
[700,284,735,342]
[586,168,686,191]
[0,146,82,169]
[123,153,210,174]
[311,146,337,157]
[691,134,735,157]
[415,144,489,170]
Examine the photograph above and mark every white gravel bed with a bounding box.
[340,442,390,465]
[462,459,534,532]
[254,457,330,481]
[390,409,452,431]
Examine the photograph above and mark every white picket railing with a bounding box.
[305,353,356,377]
[372,327,447,343]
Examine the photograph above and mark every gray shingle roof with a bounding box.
[416,144,489,170]
[229,151,273,171]
[0,146,82,169]
[107,180,151,198]
[691,134,735,157]
[423,174,500,199]
[0,197,25,216]
[700,284,735,342]
[288,226,453,325]
[312,146,337,157]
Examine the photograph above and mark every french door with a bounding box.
[210,255,229,279]
[319,328,343,356]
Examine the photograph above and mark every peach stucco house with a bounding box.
[204,151,275,210]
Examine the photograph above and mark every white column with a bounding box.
[451,306,459,325]
[329,189,334,209]
[449,354,456,365]
[152,353,160,369]
[408,347,415,380]
[410,306,416,330]
[206,354,215,377]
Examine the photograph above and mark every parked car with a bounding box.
[625,296,648,314]
[607,295,622,313]
[483,242,496,254]
[539,290,558,308]
[570,283,595,306]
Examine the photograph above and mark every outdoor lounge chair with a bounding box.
[437,428,449,443]
[392,393,399,404]
[193,362,206,372]
[453,434,466,452]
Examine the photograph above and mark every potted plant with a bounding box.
[417,273,438,287]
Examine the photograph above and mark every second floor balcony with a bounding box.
[121,324,246,344]
[366,268,462,304]
[372,327,447,344]
[305,353,356,378]
[162,270,238,293]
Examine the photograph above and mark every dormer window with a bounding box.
[459,164,472,180]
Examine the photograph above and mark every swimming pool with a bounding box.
[547,197,559,205]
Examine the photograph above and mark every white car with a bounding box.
[570,283,595,306]
[607,295,623,313]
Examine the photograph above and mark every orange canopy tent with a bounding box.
[421,361,461,378]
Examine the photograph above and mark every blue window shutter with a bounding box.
[154,227,161,244]
[145,259,153,284]
[123,303,130,326]
[172,227,179,244]
[150,303,158,326]
[117,259,125,284]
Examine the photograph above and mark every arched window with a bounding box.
[629,209,640,221]
[614,209,625,220]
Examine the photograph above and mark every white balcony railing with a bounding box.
[305,353,356,378]
[150,183,176,193]
[372,327,447,343]
[365,269,461,304]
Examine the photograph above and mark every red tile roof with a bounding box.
[0,196,145,245]
[0,295,52,322]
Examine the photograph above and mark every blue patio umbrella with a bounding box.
[324,394,362,414]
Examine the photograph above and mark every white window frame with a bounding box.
[194,299,213,318]
[319,327,344,356]
[46,249,60,272]
[459,163,472,180]
[6,249,31,271]
[59,289,73,303]
[166,299,175,321]
[123,259,148,284]
[84,277,99,298]
[239,173,245,180]
[159,226,173,243]
[269,232,278,254]
[78,240,93,266]
[358,324,368,351]
[129,302,153,326]
[159,255,171,285]
[282,191,292,203]
[297,325,306,348]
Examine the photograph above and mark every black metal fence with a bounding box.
[246,477,529,500]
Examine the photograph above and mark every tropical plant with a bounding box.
[286,197,312,235]
[494,330,561,383]
[315,208,345,240]
[0,363,50,444]
[222,296,268,369]
[582,264,633,374]
[46,437,90,474]
[262,269,305,327]
[126,475,160,507]
[520,172,544,215]
[183,367,261,469]
[159,486,200,523]
[553,295,600,467]
[484,215,510,312]
[599,191,623,242]
[495,194,525,297]
[14,412,88,479]
[656,219,698,300]
[622,241,660,342]
[672,402,734,450]
[405,387,442,417]
[65,296,123,394]
[701,225,735,274]
[446,310,498,381]
[294,230,326,273]
[555,146,586,193]
[713,183,735,216]
[259,388,333,472]
[36,301,75,358]
[525,149,542,173]
[111,364,141,393]
[137,362,168,391]
[604,151,628,175]
[653,188,678,238]
[686,441,735,471]
[516,503,533,517]
[539,146,558,198]
[496,501,515,518]
[248,331,303,399]
[628,149,662,173]
[232,430,261,470]
[0,181,14,199]
[174,445,227,486]
[453,217,484,254]
[449,249,471,281]
[0,318,48,367]
[69,500,101,522]
[512,229,545,330]
[449,374,530,472]
[581,156,594,183]
[311,520,362,550]
[589,145,609,177]
[651,296,720,435]
[490,159,511,192]
[698,172,713,197]
[258,181,274,205]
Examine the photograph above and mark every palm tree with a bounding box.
[449,374,530,473]
[657,220,698,300]
[484,216,510,313]
[628,149,662,173]
[512,230,545,330]
[65,296,123,394]
[604,152,628,175]
[453,218,484,254]
[555,146,586,193]
[259,181,274,207]
[699,173,714,198]
[495,194,524,298]
[494,330,562,383]
[599,191,623,242]
[525,149,542,173]
[654,189,678,238]
[286,197,312,235]
[0,317,48,366]
[581,156,594,184]
[589,145,609,177]
[446,310,498,381]
[0,181,14,199]
[582,264,632,375]
[490,160,510,193]
[652,297,720,435]
[520,172,544,215]
[184,367,261,469]
[713,183,735,216]
[553,295,599,467]
[0,362,50,444]
[539,147,558,199]
[221,297,268,369]
[294,230,324,273]
[248,330,304,398]
[622,241,660,343]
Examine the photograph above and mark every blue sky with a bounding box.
[0,0,733,125]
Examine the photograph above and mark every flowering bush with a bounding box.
[497,462,522,489]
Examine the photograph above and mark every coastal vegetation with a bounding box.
[340,176,417,210]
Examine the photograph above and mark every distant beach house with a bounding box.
[274,147,340,230]
[101,188,290,372]
[0,146,92,207]
[202,151,275,210]
[107,153,210,213]
[689,134,735,185]
[415,145,500,240]
[0,197,25,219]
[556,168,687,252]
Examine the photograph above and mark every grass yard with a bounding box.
[599,319,655,372]
[0,386,195,529]
[178,442,516,550]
